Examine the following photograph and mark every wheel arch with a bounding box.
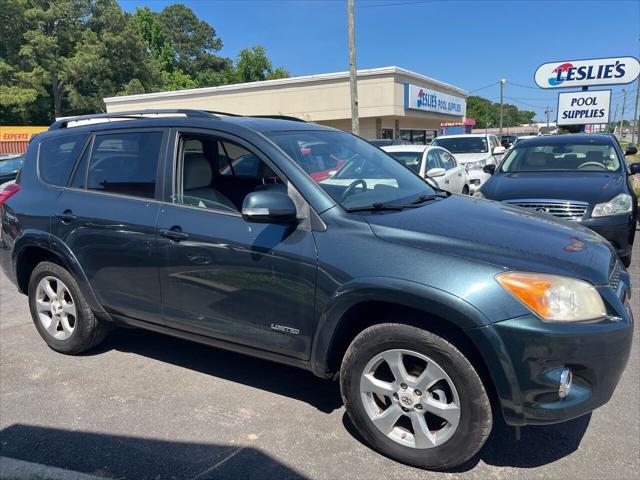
[15,234,106,313]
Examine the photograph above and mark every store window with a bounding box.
[381,128,394,139]
[399,129,437,145]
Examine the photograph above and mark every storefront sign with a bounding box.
[535,56,640,89]
[556,90,610,126]
[0,126,47,142]
[405,84,466,116]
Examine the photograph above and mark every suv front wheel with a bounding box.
[340,323,492,470]
[28,261,108,354]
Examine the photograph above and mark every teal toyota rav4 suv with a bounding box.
[0,110,633,470]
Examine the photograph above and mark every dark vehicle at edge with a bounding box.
[0,111,634,471]
[0,154,25,184]
[478,134,639,267]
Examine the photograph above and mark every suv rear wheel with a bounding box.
[28,261,108,354]
[340,323,492,470]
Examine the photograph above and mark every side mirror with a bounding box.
[242,191,298,223]
[483,164,496,175]
[625,146,638,156]
[426,167,446,178]
[629,162,640,175]
[493,146,506,155]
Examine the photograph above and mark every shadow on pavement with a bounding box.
[0,424,308,480]
[93,328,591,472]
[342,411,591,472]
[90,328,343,414]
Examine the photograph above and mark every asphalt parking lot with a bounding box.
[1,239,638,480]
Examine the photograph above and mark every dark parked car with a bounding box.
[0,154,25,184]
[477,134,639,267]
[499,134,518,148]
[0,110,633,470]
[368,138,412,147]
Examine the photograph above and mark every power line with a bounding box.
[466,81,499,94]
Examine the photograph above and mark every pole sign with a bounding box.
[556,90,610,126]
[404,84,466,116]
[534,56,640,89]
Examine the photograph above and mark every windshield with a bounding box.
[0,156,24,174]
[265,130,436,209]
[500,141,621,173]
[431,137,488,154]
[386,151,422,173]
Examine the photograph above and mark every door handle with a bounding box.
[160,227,189,242]
[444,179,450,184]
[457,172,462,177]
[55,210,77,223]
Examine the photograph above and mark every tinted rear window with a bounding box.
[39,134,88,186]
[87,131,162,199]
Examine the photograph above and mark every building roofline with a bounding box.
[104,66,468,104]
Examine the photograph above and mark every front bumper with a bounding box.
[581,214,635,257]
[467,277,634,426]
[466,170,491,194]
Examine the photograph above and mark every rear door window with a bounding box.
[38,133,88,186]
[87,131,163,199]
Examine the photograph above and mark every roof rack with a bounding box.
[203,111,306,122]
[250,115,307,122]
[49,109,218,130]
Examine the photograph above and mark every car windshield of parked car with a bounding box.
[0,156,24,174]
[431,137,488,154]
[386,151,422,173]
[500,141,621,173]
[266,130,436,210]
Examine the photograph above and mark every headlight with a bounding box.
[591,193,632,217]
[496,272,606,322]
[465,159,486,171]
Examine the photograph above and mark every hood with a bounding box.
[481,171,623,204]
[365,195,615,285]
[454,153,491,164]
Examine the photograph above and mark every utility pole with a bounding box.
[499,79,506,138]
[631,79,639,145]
[611,103,619,134]
[618,89,627,138]
[347,0,359,135]
[544,106,552,133]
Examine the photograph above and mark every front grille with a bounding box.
[505,200,588,221]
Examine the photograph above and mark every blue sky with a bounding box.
[120,0,640,121]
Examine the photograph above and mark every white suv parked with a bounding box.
[382,145,470,194]
[431,134,506,193]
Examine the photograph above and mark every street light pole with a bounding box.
[499,79,506,138]
[347,0,360,136]
[631,79,639,145]
[544,105,552,133]
[618,89,626,138]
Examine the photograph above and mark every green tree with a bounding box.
[158,4,227,81]
[234,46,289,83]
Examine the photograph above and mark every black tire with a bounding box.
[462,185,470,195]
[340,323,492,470]
[620,253,632,268]
[28,261,108,354]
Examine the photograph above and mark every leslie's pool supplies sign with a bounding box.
[557,90,611,126]
[405,84,466,116]
[535,56,640,89]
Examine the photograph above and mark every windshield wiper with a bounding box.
[407,192,449,205]
[345,202,412,212]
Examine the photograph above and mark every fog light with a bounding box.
[559,368,573,399]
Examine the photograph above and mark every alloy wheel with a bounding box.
[360,349,461,449]
[35,276,77,340]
